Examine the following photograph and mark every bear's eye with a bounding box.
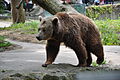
[42,28,46,32]
[42,21,46,24]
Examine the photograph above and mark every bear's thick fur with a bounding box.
[36,12,104,67]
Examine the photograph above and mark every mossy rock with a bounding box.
[86,4,120,19]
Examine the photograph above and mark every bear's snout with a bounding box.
[36,36,42,41]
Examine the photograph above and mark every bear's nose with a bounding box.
[36,36,40,40]
[36,36,43,41]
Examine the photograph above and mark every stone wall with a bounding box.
[86,4,120,20]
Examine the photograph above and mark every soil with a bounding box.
[0,30,44,52]
[0,30,45,44]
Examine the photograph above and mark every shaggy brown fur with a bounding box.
[36,12,104,67]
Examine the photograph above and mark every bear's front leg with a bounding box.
[90,44,104,65]
[42,39,60,67]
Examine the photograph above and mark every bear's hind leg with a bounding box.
[86,51,92,67]
[42,40,60,67]
[91,44,104,65]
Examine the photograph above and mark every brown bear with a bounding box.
[36,12,104,67]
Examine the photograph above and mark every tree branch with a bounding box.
[32,0,78,15]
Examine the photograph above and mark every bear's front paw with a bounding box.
[97,58,104,65]
[74,63,87,67]
[42,64,48,67]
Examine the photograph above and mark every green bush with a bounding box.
[86,4,120,19]
[0,36,11,47]
[0,36,4,41]
[0,0,5,13]
[3,21,39,34]
[95,19,120,45]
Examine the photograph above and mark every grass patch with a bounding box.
[0,36,12,51]
[0,21,39,34]
[0,36,11,47]
[0,41,11,47]
[95,19,120,45]
[92,61,106,67]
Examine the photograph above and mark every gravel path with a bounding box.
[0,39,120,79]
[0,39,120,71]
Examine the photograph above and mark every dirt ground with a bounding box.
[0,30,45,44]
[0,30,40,52]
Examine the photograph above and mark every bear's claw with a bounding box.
[42,64,48,67]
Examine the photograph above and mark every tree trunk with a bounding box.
[11,0,25,23]
[32,0,78,15]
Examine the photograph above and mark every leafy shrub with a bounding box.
[0,1,5,13]
[3,21,39,34]
[95,19,120,45]
[0,36,11,47]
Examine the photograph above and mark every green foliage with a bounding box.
[0,0,5,13]
[92,60,106,67]
[86,5,113,19]
[2,21,39,34]
[0,35,4,41]
[0,36,11,47]
[92,62,99,67]
[101,60,106,65]
[0,41,11,47]
[95,19,120,45]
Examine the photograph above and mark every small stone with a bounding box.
[1,70,6,73]
[10,73,23,77]
[42,64,48,67]
[42,74,59,80]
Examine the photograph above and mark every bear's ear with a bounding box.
[39,16,43,22]
[52,17,61,33]
[52,17,58,25]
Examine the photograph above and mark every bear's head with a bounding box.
[36,16,59,41]
[36,12,71,41]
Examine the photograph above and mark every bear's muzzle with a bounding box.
[36,36,42,41]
